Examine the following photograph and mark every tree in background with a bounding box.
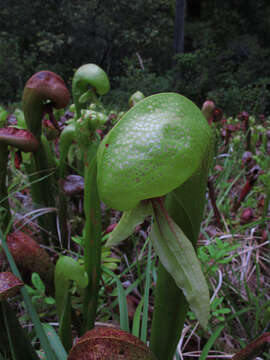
[0,0,174,103]
[1,0,270,115]
[174,0,186,54]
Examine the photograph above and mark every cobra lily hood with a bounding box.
[97,92,213,211]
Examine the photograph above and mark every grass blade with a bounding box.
[42,324,67,360]
[141,240,152,343]
[199,324,224,360]
[1,300,39,360]
[132,299,143,338]
[103,267,146,308]
[199,308,252,360]
[117,278,130,332]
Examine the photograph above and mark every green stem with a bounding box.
[23,90,45,138]
[82,151,102,332]
[0,144,11,227]
[28,139,57,244]
[263,179,270,218]
[150,264,188,358]
[59,123,76,179]
[58,123,76,248]
[58,192,69,249]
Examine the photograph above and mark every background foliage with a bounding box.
[1,0,270,114]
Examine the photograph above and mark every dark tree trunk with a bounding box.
[174,0,186,54]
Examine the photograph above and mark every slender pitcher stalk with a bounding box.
[22,71,70,244]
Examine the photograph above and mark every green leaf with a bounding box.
[79,89,94,104]
[212,297,223,308]
[117,278,130,333]
[132,299,143,338]
[149,200,210,329]
[208,245,216,258]
[25,285,37,296]
[1,301,39,360]
[219,257,234,264]
[31,273,45,293]
[216,308,231,314]
[44,297,55,305]
[105,201,152,247]
[198,248,209,262]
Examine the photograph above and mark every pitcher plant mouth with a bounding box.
[0,127,39,152]
[23,70,70,138]
[72,63,110,117]
[0,126,40,227]
[24,71,70,109]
